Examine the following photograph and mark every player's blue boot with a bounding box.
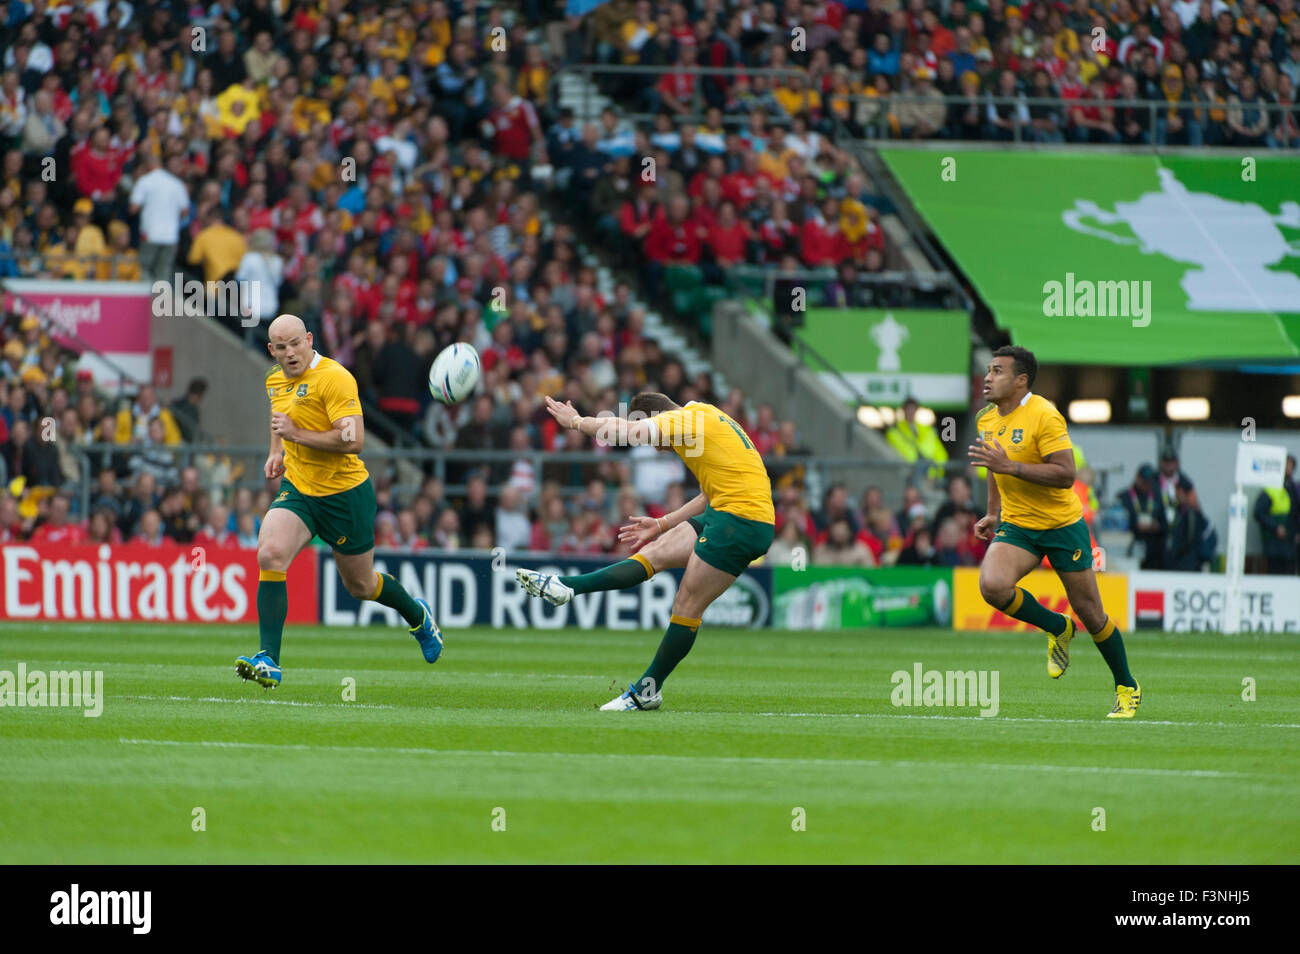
[235,650,281,689]
[411,598,443,663]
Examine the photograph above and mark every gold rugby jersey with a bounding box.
[265,351,368,496]
[647,402,775,524]
[976,392,1082,530]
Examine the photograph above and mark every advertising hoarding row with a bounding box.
[4,543,1296,635]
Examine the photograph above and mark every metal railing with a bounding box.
[0,252,145,281]
[842,93,1300,151]
[550,64,1300,153]
[66,442,963,518]
[729,264,970,311]
[551,64,815,127]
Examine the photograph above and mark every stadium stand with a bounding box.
[1,0,1298,573]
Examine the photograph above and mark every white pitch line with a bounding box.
[748,711,1300,729]
[126,695,396,710]
[115,737,1259,780]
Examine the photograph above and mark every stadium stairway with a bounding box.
[551,219,906,500]
[554,70,611,123]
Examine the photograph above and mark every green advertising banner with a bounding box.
[879,151,1300,366]
[796,308,971,409]
[773,566,953,630]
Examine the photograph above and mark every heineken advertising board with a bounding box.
[795,309,971,409]
[879,151,1300,366]
[772,566,953,630]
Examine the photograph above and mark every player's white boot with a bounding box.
[515,568,574,606]
[600,682,663,711]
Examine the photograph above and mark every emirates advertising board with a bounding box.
[0,543,319,623]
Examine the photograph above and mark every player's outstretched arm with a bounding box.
[619,493,709,547]
[544,396,655,446]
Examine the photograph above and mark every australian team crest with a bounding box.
[1011,428,1024,444]
[296,383,308,397]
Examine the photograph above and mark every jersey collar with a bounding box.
[993,391,1033,418]
[308,350,322,370]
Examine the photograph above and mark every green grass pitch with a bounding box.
[1,621,1296,863]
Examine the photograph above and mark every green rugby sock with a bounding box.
[1001,587,1070,637]
[637,615,701,695]
[561,556,651,595]
[370,572,425,628]
[1091,617,1136,687]
[257,573,288,664]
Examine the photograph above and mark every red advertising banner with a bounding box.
[0,543,319,624]
[3,279,154,386]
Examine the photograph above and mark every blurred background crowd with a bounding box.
[1,0,1296,567]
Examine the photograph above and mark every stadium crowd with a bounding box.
[1,0,1295,568]
[576,0,1300,147]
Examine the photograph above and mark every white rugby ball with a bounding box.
[429,342,481,404]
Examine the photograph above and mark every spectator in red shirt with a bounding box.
[86,508,123,545]
[28,495,87,546]
[657,45,700,115]
[689,155,726,200]
[747,404,781,456]
[723,149,762,207]
[193,504,235,550]
[71,126,124,204]
[131,509,168,547]
[690,176,724,236]
[645,194,701,265]
[923,10,956,58]
[619,183,661,253]
[484,82,543,165]
[800,198,850,267]
[707,200,752,266]
[758,197,798,262]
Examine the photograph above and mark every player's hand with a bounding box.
[968,437,1011,474]
[264,451,285,479]
[618,515,662,548]
[270,412,298,442]
[544,395,579,429]
[973,513,998,541]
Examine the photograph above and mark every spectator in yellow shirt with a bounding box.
[757,126,797,180]
[100,222,140,280]
[621,0,658,63]
[517,44,549,102]
[188,206,248,285]
[774,74,822,118]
